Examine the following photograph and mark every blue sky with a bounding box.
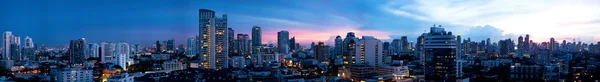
[1,0,599,47]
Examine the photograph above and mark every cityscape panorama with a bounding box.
[1,0,600,82]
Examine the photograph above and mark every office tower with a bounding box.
[68,38,86,66]
[313,42,329,61]
[187,37,197,56]
[311,42,315,49]
[228,28,235,57]
[416,33,426,64]
[354,36,383,68]
[289,37,296,51]
[499,39,516,57]
[343,32,358,65]
[116,42,129,70]
[3,31,12,60]
[518,36,523,51]
[456,35,462,59]
[199,9,228,69]
[236,34,250,57]
[9,35,21,61]
[131,44,139,54]
[424,25,457,81]
[100,42,116,63]
[550,37,556,52]
[24,36,33,48]
[166,38,175,53]
[13,36,20,46]
[10,44,21,62]
[334,36,343,57]
[383,42,390,54]
[87,43,100,58]
[400,36,410,52]
[252,26,262,53]
[155,41,162,53]
[524,34,530,52]
[277,30,289,54]
[391,39,400,53]
[486,38,492,53]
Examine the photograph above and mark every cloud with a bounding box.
[383,0,600,43]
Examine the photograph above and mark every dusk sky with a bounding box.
[1,0,600,47]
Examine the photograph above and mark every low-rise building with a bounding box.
[51,68,93,82]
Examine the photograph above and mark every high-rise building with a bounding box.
[166,38,175,53]
[550,37,556,52]
[343,32,358,65]
[400,36,410,52]
[354,36,383,67]
[311,42,315,49]
[334,36,343,57]
[289,37,296,51]
[116,42,129,70]
[424,25,457,81]
[391,39,400,53]
[13,36,20,47]
[68,38,86,66]
[155,41,162,53]
[87,43,100,58]
[9,44,21,62]
[198,9,228,69]
[24,36,33,48]
[524,34,530,52]
[456,35,462,60]
[187,37,197,56]
[3,31,12,60]
[236,34,250,57]
[228,28,235,57]
[313,42,329,61]
[251,26,262,54]
[277,30,289,54]
[416,33,426,64]
[518,36,523,50]
[100,42,116,63]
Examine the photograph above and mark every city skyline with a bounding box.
[1,0,600,47]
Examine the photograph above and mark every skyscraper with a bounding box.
[251,26,262,54]
[416,33,426,64]
[313,42,329,61]
[236,34,250,57]
[68,38,86,66]
[100,42,116,63]
[456,34,462,59]
[550,37,556,52]
[277,30,289,54]
[3,31,12,60]
[187,37,197,56]
[24,36,33,48]
[334,36,343,57]
[391,39,400,53]
[518,36,523,50]
[115,42,130,70]
[199,9,228,69]
[424,25,457,81]
[87,43,100,58]
[166,38,175,53]
[343,32,358,65]
[400,36,410,52]
[228,28,235,57]
[354,36,383,67]
[155,41,162,53]
[289,37,296,51]
[524,34,530,52]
